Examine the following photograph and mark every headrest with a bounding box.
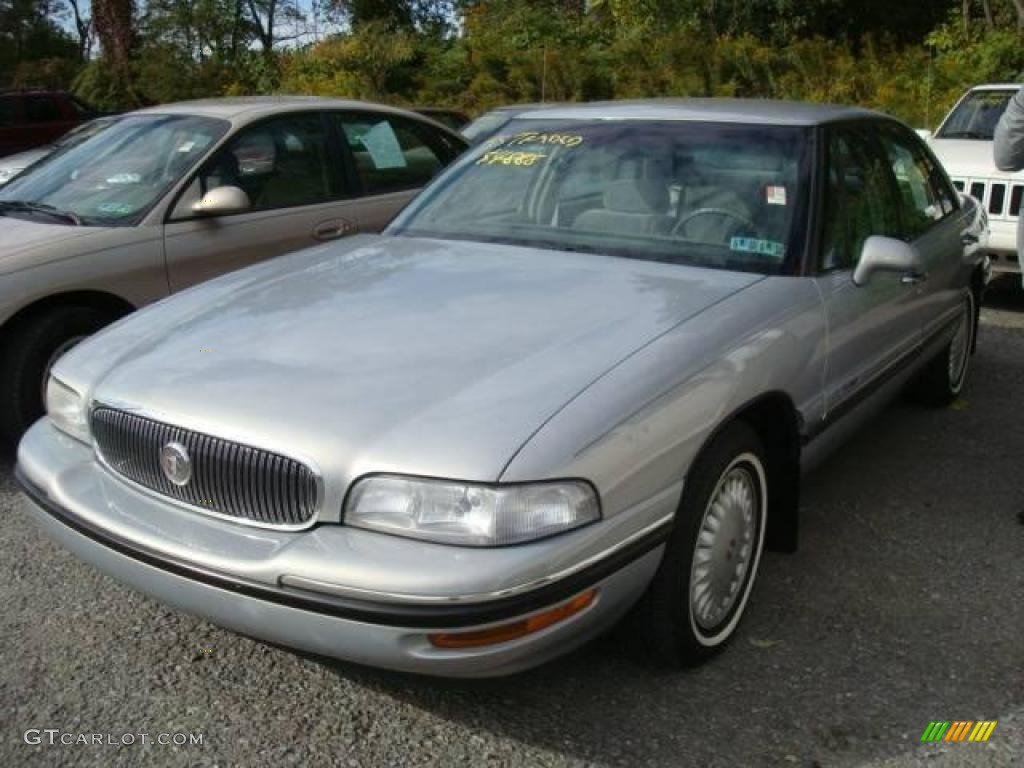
[604,179,668,214]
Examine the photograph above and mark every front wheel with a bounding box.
[634,421,768,667]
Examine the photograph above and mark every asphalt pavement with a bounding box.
[1,278,1022,768]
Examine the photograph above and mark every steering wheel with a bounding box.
[672,207,756,238]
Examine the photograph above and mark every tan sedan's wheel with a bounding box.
[0,305,116,449]
[635,421,767,666]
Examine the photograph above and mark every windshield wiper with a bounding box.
[0,201,82,226]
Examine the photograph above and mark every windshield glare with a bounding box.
[390,119,810,274]
[0,114,228,226]
[937,89,1018,140]
[55,116,119,148]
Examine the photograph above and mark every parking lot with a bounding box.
[0,278,1021,768]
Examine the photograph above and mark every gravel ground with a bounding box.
[1,278,1023,768]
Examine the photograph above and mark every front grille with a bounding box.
[952,176,1023,221]
[91,407,319,528]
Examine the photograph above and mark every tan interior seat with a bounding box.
[574,178,672,236]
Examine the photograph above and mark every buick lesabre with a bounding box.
[17,100,987,677]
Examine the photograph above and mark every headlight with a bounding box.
[345,475,600,546]
[45,376,89,442]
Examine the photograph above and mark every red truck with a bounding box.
[0,89,98,158]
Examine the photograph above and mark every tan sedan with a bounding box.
[0,97,466,445]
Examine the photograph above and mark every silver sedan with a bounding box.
[17,100,987,677]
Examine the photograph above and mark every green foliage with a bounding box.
[0,0,80,87]
[3,0,1024,125]
[71,59,145,109]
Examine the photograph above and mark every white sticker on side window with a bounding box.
[360,122,407,170]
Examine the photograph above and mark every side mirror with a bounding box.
[191,185,250,217]
[853,236,924,287]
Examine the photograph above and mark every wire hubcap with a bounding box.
[690,463,759,631]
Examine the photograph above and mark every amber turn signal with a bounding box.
[428,589,598,649]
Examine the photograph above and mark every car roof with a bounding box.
[514,98,890,126]
[416,107,468,116]
[487,102,565,114]
[131,96,444,124]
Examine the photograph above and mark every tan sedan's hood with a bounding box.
[62,235,761,503]
[0,216,127,274]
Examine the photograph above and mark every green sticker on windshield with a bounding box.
[97,202,133,215]
[729,236,785,259]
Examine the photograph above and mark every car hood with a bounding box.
[0,216,120,273]
[930,137,1024,179]
[69,235,761,511]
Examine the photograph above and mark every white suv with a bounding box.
[927,83,1022,276]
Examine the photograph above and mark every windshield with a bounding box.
[391,119,811,274]
[0,114,228,226]
[937,89,1019,140]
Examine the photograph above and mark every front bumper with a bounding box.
[16,421,672,677]
[985,219,1020,273]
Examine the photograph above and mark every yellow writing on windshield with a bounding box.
[486,132,584,149]
[476,150,548,167]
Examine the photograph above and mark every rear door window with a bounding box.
[335,114,447,195]
[878,126,958,239]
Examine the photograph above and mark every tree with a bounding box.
[0,0,79,86]
[245,0,307,59]
[92,0,135,74]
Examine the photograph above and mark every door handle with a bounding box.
[900,271,928,286]
[313,219,357,241]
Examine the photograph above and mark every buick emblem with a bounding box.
[160,441,192,486]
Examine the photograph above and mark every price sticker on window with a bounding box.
[765,185,787,206]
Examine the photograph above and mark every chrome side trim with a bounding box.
[279,511,675,605]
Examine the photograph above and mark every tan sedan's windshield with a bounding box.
[392,119,811,274]
[0,114,228,226]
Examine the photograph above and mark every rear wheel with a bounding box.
[913,291,975,407]
[635,421,768,666]
[0,305,117,448]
